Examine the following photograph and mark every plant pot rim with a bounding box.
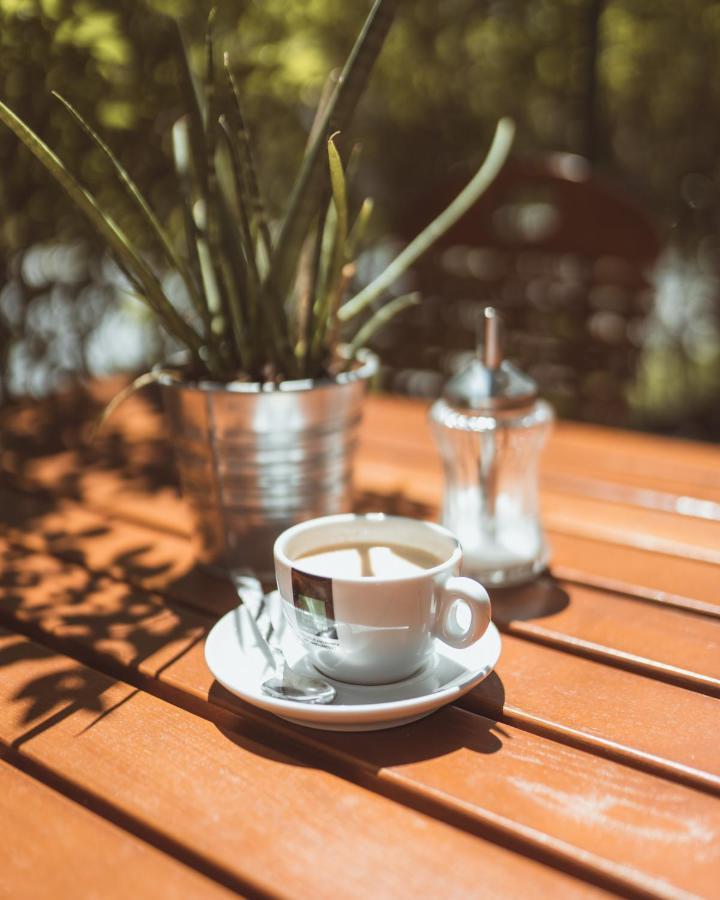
[153,346,378,394]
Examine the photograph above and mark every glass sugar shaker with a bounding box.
[429,307,553,587]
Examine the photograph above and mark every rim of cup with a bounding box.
[273,512,462,584]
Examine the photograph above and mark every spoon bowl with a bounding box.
[261,647,336,704]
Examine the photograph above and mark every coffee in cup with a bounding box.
[274,514,491,685]
[295,541,444,579]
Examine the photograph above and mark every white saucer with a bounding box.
[204,591,502,731]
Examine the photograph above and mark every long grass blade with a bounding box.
[271,0,397,300]
[305,69,339,152]
[224,52,273,261]
[52,91,211,334]
[347,291,420,357]
[171,16,208,197]
[326,134,349,298]
[296,207,327,374]
[172,116,204,292]
[218,115,260,285]
[92,370,168,440]
[325,261,356,364]
[202,7,232,346]
[311,134,349,359]
[340,118,515,322]
[295,228,318,363]
[219,114,260,363]
[0,99,206,356]
[346,196,373,259]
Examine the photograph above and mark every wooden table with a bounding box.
[0,383,718,899]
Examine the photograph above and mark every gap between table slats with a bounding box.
[1,533,719,801]
[0,623,712,900]
[0,628,618,900]
[1,482,718,701]
[0,756,240,900]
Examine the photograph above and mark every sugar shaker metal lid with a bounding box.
[443,307,538,411]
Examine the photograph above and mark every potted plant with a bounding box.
[0,0,514,582]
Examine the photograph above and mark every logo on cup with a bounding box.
[291,568,339,648]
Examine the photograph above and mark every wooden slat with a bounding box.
[5,468,718,626]
[6,396,720,575]
[1,548,720,898]
[0,758,237,900]
[0,482,232,615]
[490,577,720,694]
[352,446,720,564]
[5,492,720,787]
[2,484,719,698]
[549,532,720,614]
[362,395,720,496]
[5,390,720,536]
[541,491,720,565]
[0,629,605,900]
[468,634,720,791]
[13,377,720,492]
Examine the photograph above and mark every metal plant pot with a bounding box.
[157,349,378,583]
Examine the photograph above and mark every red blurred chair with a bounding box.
[376,153,661,424]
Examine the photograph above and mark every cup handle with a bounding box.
[433,577,491,649]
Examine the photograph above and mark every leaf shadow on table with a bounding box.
[0,539,208,747]
[0,382,178,527]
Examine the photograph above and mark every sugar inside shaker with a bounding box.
[429,307,553,586]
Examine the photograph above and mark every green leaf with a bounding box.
[52,91,211,335]
[294,211,326,374]
[219,114,260,358]
[171,16,208,197]
[201,7,233,347]
[271,0,397,301]
[222,55,295,375]
[310,133,349,359]
[326,134,349,301]
[224,52,273,262]
[218,116,260,284]
[172,116,204,294]
[0,98,205,357]
[347,292,421,357]
[346,196,373,260]
[340,118,516,322]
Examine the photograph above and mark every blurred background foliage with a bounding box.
[1,0,719,438]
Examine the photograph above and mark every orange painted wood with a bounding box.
[5,470,719,629]
[7,435,720,609]
[8,377,720,490]
[3,383,720,897]
[490,577,720,693]
[541,491,720,565]
[362,394,720,495]
[468,635,720,791]
[16,546,716,789]
[351,451,720,566]
[0,506,720,786]
[0,484,234,616]
[548,532,720,614]
[5,388,720,534]
[0,630,604,900]
[0,759,236,900]
[2,546,720,897]
[6,390,720,582]
[2,490,720,699]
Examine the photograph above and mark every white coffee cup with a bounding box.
[273,513,491,685]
